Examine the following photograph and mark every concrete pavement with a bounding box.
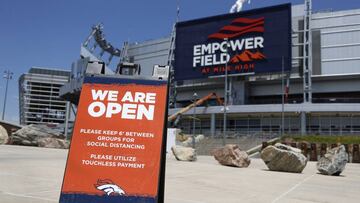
[0,145,66,203]
[0,145,359,203]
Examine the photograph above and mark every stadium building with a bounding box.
[19,67,71,126]
[60,2,360,137]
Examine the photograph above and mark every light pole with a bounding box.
[192,92,198,149]
[2,70,13,120]
[281,57,285,137]
[223,38,229,146]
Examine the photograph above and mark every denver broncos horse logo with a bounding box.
[94,179,126,196]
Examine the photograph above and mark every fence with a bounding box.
[179,114,360,136]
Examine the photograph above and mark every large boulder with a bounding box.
[261,143,308,173]
[38,137,69,149]
[212,144,251,168]
[317,145,348,176]
[0,125,9,144]
[12,124,64,146]
[171,145,197,161]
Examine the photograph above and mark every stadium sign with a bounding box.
[175,4,292,80]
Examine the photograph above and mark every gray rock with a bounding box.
[171,145,197,161]
[21,140,34,146]
[261,143,308,173]
[212,144,251,168]
[12,124,64,146]
[317,145,348,176]
[0,125,9,144]
[38,137,69,149]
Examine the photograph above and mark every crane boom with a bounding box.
[168,93,223,122]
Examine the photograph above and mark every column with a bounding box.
[301,111,307,136]
[211,113,216,138]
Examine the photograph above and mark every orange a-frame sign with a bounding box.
[60,76,168,203]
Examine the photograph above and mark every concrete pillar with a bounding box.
[230,79,246,105]
[301,111,307,136]
[211,113,216,138]
[64,102,70,140]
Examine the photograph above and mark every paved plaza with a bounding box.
[0,145,359,203]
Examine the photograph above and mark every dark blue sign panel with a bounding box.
[174,4,292,80]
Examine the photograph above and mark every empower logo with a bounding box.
[192,17,266,68]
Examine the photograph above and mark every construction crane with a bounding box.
[168,93,223,122]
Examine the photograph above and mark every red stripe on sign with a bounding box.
[219,21,264,32]
[208,26,264,40]
[231,17,265,24]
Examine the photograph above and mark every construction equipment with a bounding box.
[168,92,223,122]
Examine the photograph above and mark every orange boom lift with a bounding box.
[168,92,223,122]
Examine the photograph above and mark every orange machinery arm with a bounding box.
[168,92,223,122]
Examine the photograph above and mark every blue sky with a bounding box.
[0,0,360,123]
